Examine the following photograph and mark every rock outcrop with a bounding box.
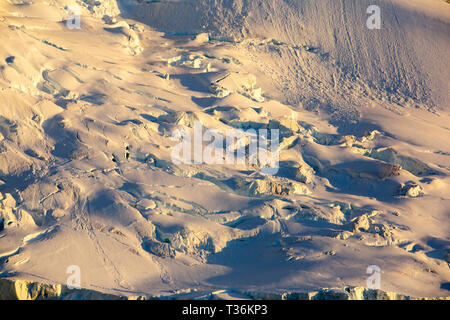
[1,278,448,300]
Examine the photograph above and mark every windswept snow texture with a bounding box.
[122,0,450,109]
[0,0,449,298]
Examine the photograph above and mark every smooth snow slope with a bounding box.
[121,0,450,109]
[0,0,449,299]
